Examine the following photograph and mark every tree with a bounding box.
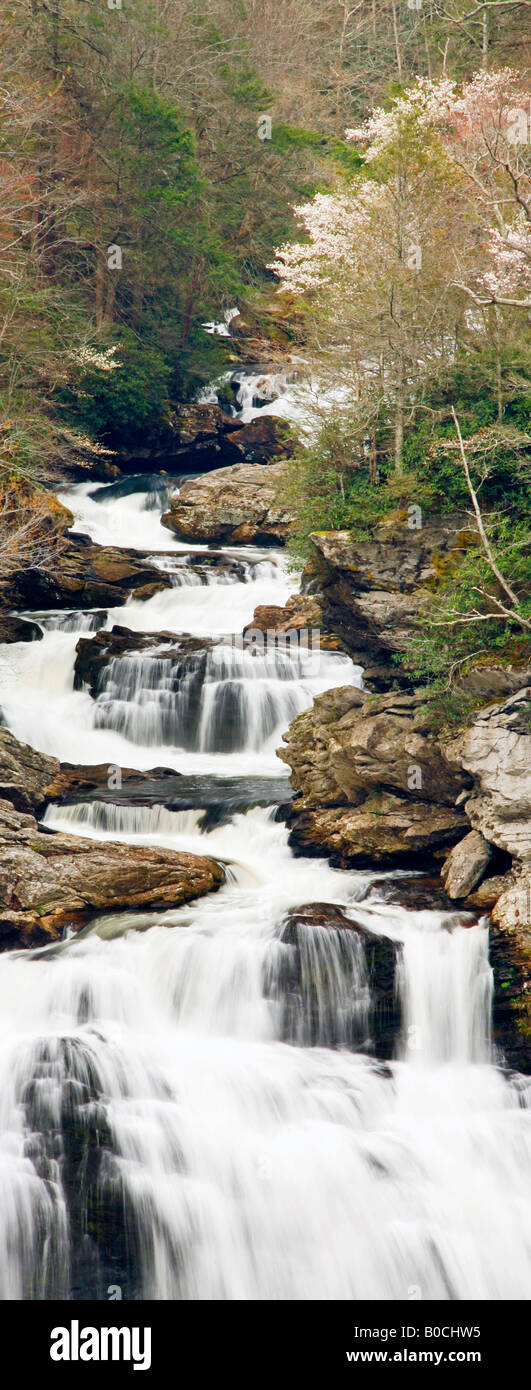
[271,80,481,470]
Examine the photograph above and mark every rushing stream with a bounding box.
[0,451,530,1301]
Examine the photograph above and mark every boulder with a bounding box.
[161,462,294,545]
[243,594,342,651]
[0,728,60,815]
[4,535,174,611]
[111,403,244,475]
[279,686,467,812]
[111,406,293,475]
[0,615,43,644]
[171,403,243,446]
[465,871,516,911]
[491,872,531,938]
[223,416,295,464]
[0,798,224,948]
[441,831,493,900]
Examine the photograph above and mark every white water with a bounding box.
[58,478,210,553]
[0,404,530,1300]
[0,550,357,774]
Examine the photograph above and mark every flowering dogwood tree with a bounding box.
[271,81,479,470]
[271,70,530,470]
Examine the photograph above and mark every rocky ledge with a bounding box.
[3,534,175,611]
[115,403,293,473]
[0,799,224,948]
[161,462,294,545]
[0,727,224,947]
[73,625,217,696]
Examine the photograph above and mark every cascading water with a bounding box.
[0,378,530,1301]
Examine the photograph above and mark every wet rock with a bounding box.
[44,763,177,803]
[366,873,460,913]
[74,625,216,697]
[0,615,43,643]
[287,798,467,867]
[161,462,294,545]
[0,798,224,948]
[5,536,175,611]
[489,909,531,1074]
[441,831,493,900]
[266,902,401,1058]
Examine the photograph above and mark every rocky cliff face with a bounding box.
[303,518,474,689]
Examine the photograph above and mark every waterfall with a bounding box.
[0,415,529,1302]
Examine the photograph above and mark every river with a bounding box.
[0,425,529,1300]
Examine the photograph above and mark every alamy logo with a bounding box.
[50,1321,151,1371]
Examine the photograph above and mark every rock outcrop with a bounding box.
[222,416,295,464]
[4,535,174,611]
[0,615,43,644]
[0,798,224,948]
[445,689,531,867]
[279,686,469,865]
[114,403,293,473]
[0,729,61,815]
[304,518,474,689]
[161,462,294,545]
[243,593,343,651]
[0,727,176,814]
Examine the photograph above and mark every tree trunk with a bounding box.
[390,0,403,80]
